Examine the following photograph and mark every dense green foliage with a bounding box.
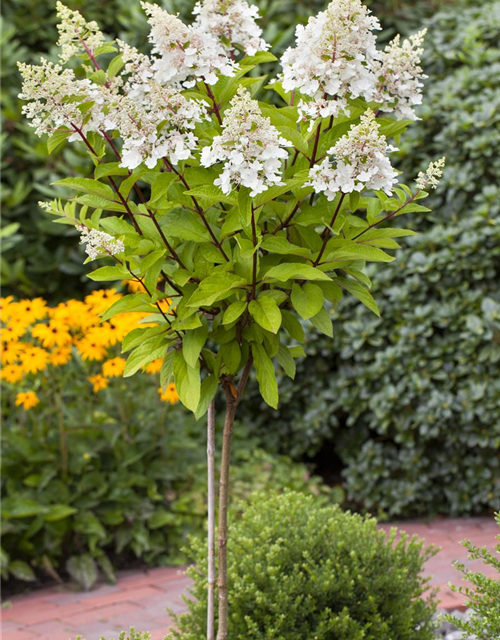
[1,0,447,298]
[446,514,500,640]
[242,0,500,518]
[168,491,438,640]
[1,375,327,591]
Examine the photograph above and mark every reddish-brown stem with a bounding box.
[163,159,230,262]
[203,81,223,125]
[313,193,346,266]
[351,191,421,241]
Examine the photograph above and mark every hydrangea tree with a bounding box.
[19,0,443,637]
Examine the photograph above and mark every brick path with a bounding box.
[2,518,498,640]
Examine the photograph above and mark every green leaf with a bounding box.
[277,344,296,380]
[54,178,115,201]
[185,185,237,205]
[223,300,247,325]
[310,306,333,337]
[173,350,201,412]
[160,351,175,388]
[219,340,241,374]
[148,509,176,529]
[187,272,247,308]
[95,163,130,180]
[183,325,209,368]
[124,337,169,377]
[264,262,331,282]
[281,309,305,342]
[66,554,98,591]
[291,283,324,320]
[238,187,252,230]
[102,294,152,321]
[195,375,219,420]
[260,236,310,258]
[249,296,282,334]
[44,504,78,522]
[326,243,395,263]
[337,277,380,317]
[107,54,124,78]
[150,173,176,204]
[161,210,211,243]
[9,560,36,582]
[87,265,127,282]
[47,129,71,154]
[252,343,278,409]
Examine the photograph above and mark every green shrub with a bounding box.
[168,492,438,640]
[446,514,500,639]
[1,373,327,592]
[1,0,450,298]
[242,0,500,519]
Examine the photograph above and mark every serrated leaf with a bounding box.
[150,173,176,204]
[47,129,71,154]
[54,178,115,201]
[260,236,310,257]
[161,210,211,243]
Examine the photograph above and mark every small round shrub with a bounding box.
[168,492,438,640]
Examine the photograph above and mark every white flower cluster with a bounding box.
[115,81,207,170]
[79,226,125,260]
[141,2,237,87]
[309,110,398,199]
[416,157,445,191]
[17,59,95,137]
[279,0,381,125]
[55,1,105,63]
[192,0,269,56]
[374,30,427,120]
[201,87,290,196]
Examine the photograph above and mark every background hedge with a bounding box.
[242,0,500,519]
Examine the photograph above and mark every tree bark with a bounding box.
[207,399,216,640]
[216,361,252,640]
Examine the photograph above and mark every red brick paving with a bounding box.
[2,518,498,640]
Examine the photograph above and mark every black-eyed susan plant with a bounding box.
[1,286,180,411]
[18,0,444,633]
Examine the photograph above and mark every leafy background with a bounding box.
[2,0,499,591]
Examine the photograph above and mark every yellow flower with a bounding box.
[32,320,72,348]
[50,300,97,331]
[145,359,162,374]
[76,337,107,361]
[1,364,24,383]
[88,374,109,392]
[0,296,15,322]
[85,289,122,315]
[102,357,126,378]
[157,298,174,315]
[1,324,27,343]
[49,347,72,366]
[158,384,179,405]
[19,346,49,374]
[14,298,48,325]
[1,340,24,364]
[15,391,40,410]
[124,279,147,294]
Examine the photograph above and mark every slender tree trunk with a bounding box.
[216,388,238,640]
[216,361,253,640]
[207,400,216,640]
